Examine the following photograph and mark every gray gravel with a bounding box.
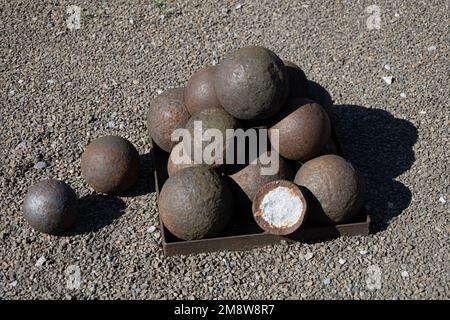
[0,0,448,299]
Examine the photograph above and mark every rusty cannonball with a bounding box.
[228,151,293,208]
[184,66,221,115]
[252,180,307,235]
[184,107,239,166]
[214,46,289,121]
[283,60,308,98]
[81,135,140,194]
[294,155,365,225]
[269,98,330,161]
[147,87,190,152]
[158,166,233,240]
[23,179,79,235]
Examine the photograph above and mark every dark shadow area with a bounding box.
[121,152,155,197]
[66,194,126,235]
[331,104,417,232]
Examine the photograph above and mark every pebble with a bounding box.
[359,250,369,256]
[304,252,314,261]
[400,92,407,98]
[339,258,347,265]
[382,76,393,85]
[10,281,18,287]
[147,226,156,233]
[384,64,391,70]
[47,79,54,84]
[401,271,409,278]
[427,45,437,52]
[438,196,446,204]
[235,3,243,10]
[33,161,47,170]
[35,256,46,267]
[323,278,331,285]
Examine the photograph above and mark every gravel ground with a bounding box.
[0,0,448,299]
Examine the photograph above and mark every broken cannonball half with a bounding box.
[146,87,190,152]
[23,179,79,235]
[252,180,307,235]
[81,135,140,194]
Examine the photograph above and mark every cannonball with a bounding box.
[294,155,366,225]
[214,46,288,121]
[23,179,79,235]
[269,98,330,161]
[158,166,233,240]
[283,60,308,98]
[81,135,140,194]
[184,66,221,115]
[147,87,190,152]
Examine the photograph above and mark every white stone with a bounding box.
[382,76,393,85]
[9,280,17,287]
[35,256,46,267]
[384,64,391,70]
[427,45,437,52]
[235,3,242,9]
[438,196,446,204]
[401,270,409,278]
[323,278,331,285]
[400,92,406,98]
[259,187,303,228]
[47,79,55,84]
[147,226,156,233]
[359,250,369,256]
[33,161,47,170]
[304,252,314,261]
[156,89,163,94]
[339,258,347,265]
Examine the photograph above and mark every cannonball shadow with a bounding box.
[332,104,417,232]
[120,152,155,197]
[65,194,126,235]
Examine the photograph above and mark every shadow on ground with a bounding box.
[307,81,418,233]
[66,194,127,235]
[121,152,155,197]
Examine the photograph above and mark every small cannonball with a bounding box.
[23,179,79,235]
[81,135,140,194]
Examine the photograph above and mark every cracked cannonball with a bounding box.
[81,135,140,194]
[23,179,79,235]
[184,107,239,166]
[184,66,221,115]
[269,98,330,161]
[283,60,308,98]
[158,166,233,240]
[294,155,366,225]
[147,87,190,152]
[252,180,307,235]
[214,46,289,121]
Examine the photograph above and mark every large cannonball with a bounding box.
[269,98,330,161]
[147,87,190,152]
[158,166,233,240]
[214,46,288,121]
[294,155,365,225]
[184,66,221,115]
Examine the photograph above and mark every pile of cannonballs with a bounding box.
[148,46,366,240]
[23,45,365,242]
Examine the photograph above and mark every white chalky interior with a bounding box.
[259,187,303,228]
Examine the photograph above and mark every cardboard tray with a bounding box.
[151,130,370,256]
